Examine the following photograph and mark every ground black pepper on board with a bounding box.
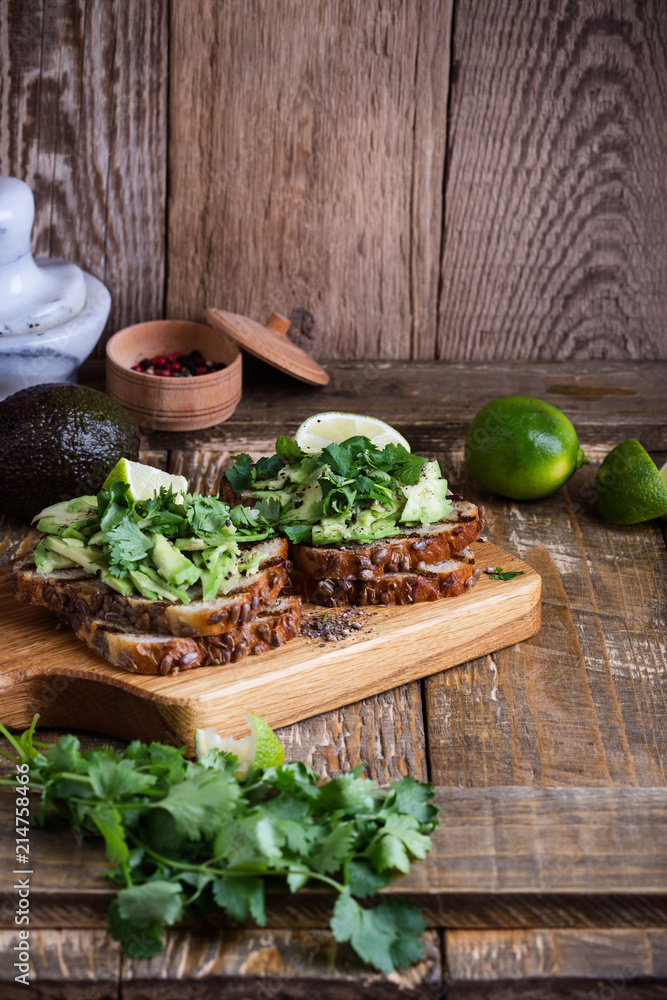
[300,607,375,646]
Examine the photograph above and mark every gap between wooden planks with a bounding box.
[1,787,666,931]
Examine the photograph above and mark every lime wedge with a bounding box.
[195,712,284,773]
[295,411,410,453]
[660,461,667,522]
[594,440,667,524]
[102,458,189,502]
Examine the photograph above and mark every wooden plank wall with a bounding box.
[1,0,666,360]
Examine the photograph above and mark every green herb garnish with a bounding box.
[488,566,525,581]
[0,718,439,973]
[225,435,452,546]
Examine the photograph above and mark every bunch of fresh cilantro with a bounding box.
[0,718,439,973]
[226,435,430,544]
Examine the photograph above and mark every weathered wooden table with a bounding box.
[1,360,666,998]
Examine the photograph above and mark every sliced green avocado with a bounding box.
[283,477,323,522]
[34,539,76,572]
[41,537,134,596]
[33,496,99,531]
[129,568,190,604]
[151,533,200,588]
[400,461,452,524]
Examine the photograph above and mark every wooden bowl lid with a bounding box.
[205,309,329,385]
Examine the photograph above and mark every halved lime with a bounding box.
[102,458,189,502]
[195,712,284,773]
[295,412,410,453]
[594,440,667,523]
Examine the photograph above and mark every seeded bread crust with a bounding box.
[73,596,301,675]
[12,537,289,636]
[288,560,480,607]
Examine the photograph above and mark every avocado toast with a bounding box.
[12,483,299,674]
[222,434,483,606]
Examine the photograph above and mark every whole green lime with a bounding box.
[0,383,138,522]
[594,439,667,523]
[465,395,589,500]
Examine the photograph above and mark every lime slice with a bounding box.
[660,461,667,522]
[295,412,410,453]
[102,458,189,502]
[594,440,667,523]
[195,712,284,773]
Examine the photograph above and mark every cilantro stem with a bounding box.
[131,837,345,894]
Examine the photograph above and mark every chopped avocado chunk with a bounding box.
[34,539,75,572]
[151,533,200,587]
[175,538,207,551]
[200,561,229,602]
[400,462,452,524]
[129,568,190,603]
[282,477,323,523]
[43,536,104,570]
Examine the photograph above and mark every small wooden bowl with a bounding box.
[106,320,242,431]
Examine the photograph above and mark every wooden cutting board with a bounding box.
[0,541,540,751]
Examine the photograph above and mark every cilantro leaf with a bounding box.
[116,880,183,927]
[489,566,526,581]
[105,518,153,568]
[331,893,426,974]
[90,803,130,869]
[255,454,284,481]
[281,523,312,544]
[309,822,355,874]
[212,876,265,925]
[390,776,439,825]
[88,758,158,800]
[255,497,282,522]
[345,859,391,898]
[154,768,241,839]
[275,435,304,462]
[225,454,254,492]
[316,768,381,814]
[107,900,165,959]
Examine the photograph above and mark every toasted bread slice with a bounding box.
[290,501,483,579]
[73,596,301,675]
[13,536,289,636]
[288,559,480,607]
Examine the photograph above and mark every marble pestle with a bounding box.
[0,176,111,399]
[0,177,88,335]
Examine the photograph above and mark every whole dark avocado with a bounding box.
[0,383,139,522]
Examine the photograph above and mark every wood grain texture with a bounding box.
[426,449,667,788]
[167,0,453,361]
[121,928,441,999]
[438,0,667,360]
[0,928,120,999]
[447,928,667,997]
[0,0,168,349]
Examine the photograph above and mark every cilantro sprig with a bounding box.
[488,566,526,581]
[0,718,439,973]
